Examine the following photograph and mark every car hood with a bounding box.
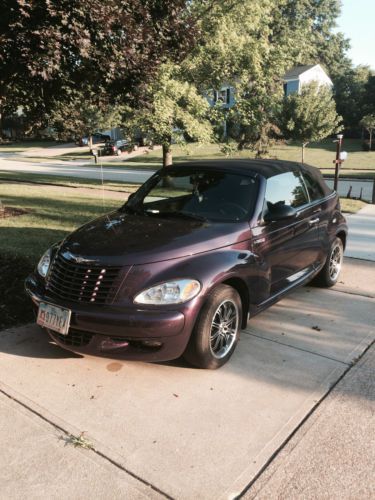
[58,210,251,266]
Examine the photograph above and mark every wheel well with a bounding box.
[336,231,347,250]
[222,278,250,329]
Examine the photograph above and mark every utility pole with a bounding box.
[333,134,343,192]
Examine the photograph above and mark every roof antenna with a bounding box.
[100,157,105,212]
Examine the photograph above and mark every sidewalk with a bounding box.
[345,204,375,261]
[244,341,375,499]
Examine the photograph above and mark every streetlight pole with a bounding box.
[333,134,343,192]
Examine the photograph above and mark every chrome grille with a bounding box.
[46,254,121,304]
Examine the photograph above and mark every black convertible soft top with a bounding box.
[164,159,333,197]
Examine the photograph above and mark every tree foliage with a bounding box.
[279,82,342,162]
[48,97,124,146]
[184,0,349,154]
[0,0,197,134]
[334,65,374,135]
[128,64,213,166]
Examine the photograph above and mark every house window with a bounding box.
[214,88,231,104]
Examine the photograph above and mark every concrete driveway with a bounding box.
[1,254,374,499]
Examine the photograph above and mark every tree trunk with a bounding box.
[301,143,308,163]
[0,102,3,142]
[162,142,173,167]
[88,135,93,152]
[370,129,373,151]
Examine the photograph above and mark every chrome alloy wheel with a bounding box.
[210,300,239,359]
[329,242,343,281]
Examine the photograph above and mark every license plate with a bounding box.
[37,302,71,335]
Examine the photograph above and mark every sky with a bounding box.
[337,0,375,69]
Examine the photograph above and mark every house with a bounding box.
[206,64,332,111]
[283,64,333,96]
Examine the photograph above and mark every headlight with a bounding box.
[134,279,201,305]
[37,248,52,278]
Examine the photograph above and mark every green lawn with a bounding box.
[340,198,368,214]
[4,139,374,178]
[0,182,124,262]
[0,171,140,192]
[73,139,375,178]
[0,182,126,329]
[0,140,60,153]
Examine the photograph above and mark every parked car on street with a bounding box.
[76,133,111,147]
[100,139,133,156]
[25,160,348,369]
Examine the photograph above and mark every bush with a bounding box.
[0,253,35,330]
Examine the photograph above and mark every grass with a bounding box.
[4,139,374,178]
[0,140,60,153]
[340,198,368,214]
[0,170,140,192]
[73,139,375,179]
[62,432,95,450]
[0,182,125,261]
[0,182,125,329]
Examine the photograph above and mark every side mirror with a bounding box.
[263,204,297,223]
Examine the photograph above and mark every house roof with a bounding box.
[283,65,317,80]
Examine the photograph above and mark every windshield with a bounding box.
[124,168,258,222]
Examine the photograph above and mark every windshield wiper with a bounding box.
[153,211,207,222]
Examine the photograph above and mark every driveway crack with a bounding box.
[0,387,173,499]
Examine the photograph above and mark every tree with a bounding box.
[334,65,373,136]
[0,0,198,138]
[360,115,375,151]
[48,96,124,148]
[279,82,342,162]
[128,64,213,167]
[184,0,349,154]
[363,76,375,115]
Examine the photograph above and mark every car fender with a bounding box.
[119,246,258,311]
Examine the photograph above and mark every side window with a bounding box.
[302,172,325,201]
[265,171,309,210]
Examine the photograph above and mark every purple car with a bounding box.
[25,160,348,369]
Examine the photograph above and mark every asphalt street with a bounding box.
[0,156,155,184]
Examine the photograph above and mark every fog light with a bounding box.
[100,339,129,351]
[141,340,162,348]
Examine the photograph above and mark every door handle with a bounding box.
[309,217,320,225]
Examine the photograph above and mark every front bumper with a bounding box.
[25,274,201,362]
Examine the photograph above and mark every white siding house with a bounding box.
[283,64,333,96]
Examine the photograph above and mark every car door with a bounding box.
[252,170,320,300]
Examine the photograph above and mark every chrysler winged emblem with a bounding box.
[62,251,96,264]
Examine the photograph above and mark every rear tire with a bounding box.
[183,285,242,369]
[314,237,344,287]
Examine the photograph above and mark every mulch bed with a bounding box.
[0,207,30,218]
[0,253,35,330]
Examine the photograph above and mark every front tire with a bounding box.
[315,237,344,287]
[183,285,242,369]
